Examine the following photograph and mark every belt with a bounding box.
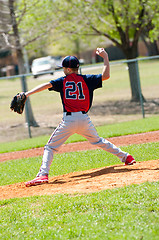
[66,111,86,116]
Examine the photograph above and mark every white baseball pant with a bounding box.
[37,112,129,176]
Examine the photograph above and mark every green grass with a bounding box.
[0,142,159,186]
[0,182,158,240]
[0,115,159,153]
[0,125,158,239]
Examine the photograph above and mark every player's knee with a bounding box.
[90,137,104,145]
[95,137,110,147]
[44,144,58,152]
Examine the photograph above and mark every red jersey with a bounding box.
[49,73,102,113]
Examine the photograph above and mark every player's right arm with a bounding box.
[96,48,110,81]
[25,82,52,97]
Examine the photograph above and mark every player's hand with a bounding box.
[96,48,108,59]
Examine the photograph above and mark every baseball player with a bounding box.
[25,48,136,187]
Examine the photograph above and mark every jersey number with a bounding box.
[65,81,85,99]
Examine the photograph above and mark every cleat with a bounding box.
[125,155,136,165]
[25,175,48,187]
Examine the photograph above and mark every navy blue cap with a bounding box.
[62,56,79,68]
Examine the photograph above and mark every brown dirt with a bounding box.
[0,131,159,200]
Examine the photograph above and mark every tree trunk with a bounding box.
[9,0,38,127]
[124,46,145,102]
[17,50,39,127]
[74,38,80,59]
[127,61,145,102]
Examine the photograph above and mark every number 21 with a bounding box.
[65,81,85,99]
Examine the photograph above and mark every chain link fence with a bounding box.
[0,56,159,142]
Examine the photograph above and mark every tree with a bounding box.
[0,0,38,126]
[54,0,159,101]
[0,0,58,126]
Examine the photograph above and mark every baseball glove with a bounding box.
[10,92,27,114]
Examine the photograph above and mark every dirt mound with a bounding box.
[0,160,158,200]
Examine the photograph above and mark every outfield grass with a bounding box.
[0,181,158,240]
[0,118,158,239]
[0,115,159,153]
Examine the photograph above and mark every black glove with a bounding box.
[10,92,27,114]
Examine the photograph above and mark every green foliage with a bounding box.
[52,0,159,49]
[11,0,159,56]
[148,0,159,40]
[14,0,59,56]
[0,182,159,239]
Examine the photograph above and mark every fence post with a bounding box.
[79,67,82,74]
[21,75,32,138]
[135,60,145,118]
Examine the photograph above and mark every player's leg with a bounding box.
[77,114,135,164]
[37,115,76,176]
[25,114,76,186]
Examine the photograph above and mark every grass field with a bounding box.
[0,120,159,239]
[0,182,158,240]
[0,139,159,239]
[0,140,159,240]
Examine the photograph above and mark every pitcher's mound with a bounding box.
[0,160,158,200]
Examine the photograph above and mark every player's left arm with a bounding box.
[96,48,110,81]
[10,82,52,114]
[25,82,52,97]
